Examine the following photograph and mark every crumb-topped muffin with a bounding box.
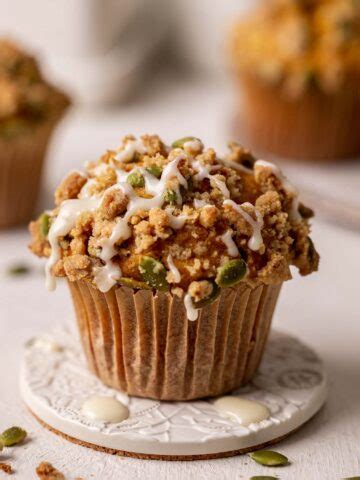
[29,134,319,400]
[0,39,70,228]
[230,0,360,160]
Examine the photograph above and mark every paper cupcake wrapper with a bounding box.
[237,73,360,160]
[68,280,282,401]
[0,117,65,229]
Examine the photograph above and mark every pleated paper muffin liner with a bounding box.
[237,73,360,161]
[68,280,282,401]
[0,117,64,229]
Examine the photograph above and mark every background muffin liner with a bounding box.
[237,73,360,161]
[0,115,66,229]
[68,280,282,401]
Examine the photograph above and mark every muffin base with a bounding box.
[237,74,360,161]
[68,280,282,401]
[0,119,63,229]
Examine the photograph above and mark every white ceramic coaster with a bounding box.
[20,327,327,460]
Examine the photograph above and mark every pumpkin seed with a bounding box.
[250,476,278,480]
[215,259,247,287]
[119,277,151,290]
[7,264,30,276]
[172,136,199,149]
[193,280,220,308]
[163,189,177,205]
[139,256,169,291]
[250,450,289,467]
[39,212,50,237]
[1,426,27,446]
[146,165,162,178]
[0,438,3,451]
[127,171,145,188]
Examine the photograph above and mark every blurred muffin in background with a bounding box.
[230,0,360,160]
[0,39,70,228]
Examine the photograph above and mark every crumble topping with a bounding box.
[230,0,360,96]
[0,39,70,137]
[29,134,319,320]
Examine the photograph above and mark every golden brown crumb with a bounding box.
[0,463,13,475]
[55,172,87,206]
[36,462,65,480]
[29,134,319,292]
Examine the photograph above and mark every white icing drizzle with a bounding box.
[115,139,147,163]
[255,159,301,223]
[184,293,198,321]
[167,254,181,283]
[165,208,188,230]
[219,157,252,173]
[45,197,101,291]
[221,230,239,257]
[213,396,270,426]
[193,198,208,209]
[93,261,122,293]
[193,161,230,198]
[78,178,98,199]
[223,199,264,251]
[82,396,129,423]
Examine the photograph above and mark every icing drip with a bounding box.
[193,161,230,199]
[115,139,147,163]
[219,157,252,174]
[184,293,198,321]
[221,230,239,257]
[165,208,188,230]
[255,159,301,223]
[213,396,270,426]
[183,139,203,154]
[93,261,122,293]
[45,197,101,291]
[167,254,181,283]
[82,396,129,423]
[193,198,208,209]
[224,199,264,251]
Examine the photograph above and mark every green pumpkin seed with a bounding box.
[215,259,247,287]
[7,264,30,276]
[250,450,289,467]
[250,476,278,480]
[172,137,199,149]
[193,281,220,308]
[1,426,27,446]
[119,277,151,290]
[139,256,169,291]
[0,438,3,451]
[39,212,50,238]
[146,165,163,178]
[163,189,177,205]
[127,171,145,188]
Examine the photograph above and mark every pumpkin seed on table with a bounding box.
[146,165,162,178]
[139,256,169,291]
[163,189,177,205]
[1,426,27,446]
[127,171,145,188]
[250,450,289,467]
[215,259,247,287]
[172,136,200,149]
[250,476,278,480]
[119,277,151,290]
[6,263,30,276]
[193,280,220,308]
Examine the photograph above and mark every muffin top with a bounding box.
[29,134,319,320]
[0,39,70,138]
[230,0,360,97]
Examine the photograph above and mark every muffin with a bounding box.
[0,39,70,228]
[29,134,319,401]
[230,0,360,160]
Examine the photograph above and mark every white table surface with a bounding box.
[0,75,359,479]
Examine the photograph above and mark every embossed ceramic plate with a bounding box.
[20,328,327,459]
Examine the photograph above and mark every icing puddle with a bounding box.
[213,396,270,426]
[82,396,129,423]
